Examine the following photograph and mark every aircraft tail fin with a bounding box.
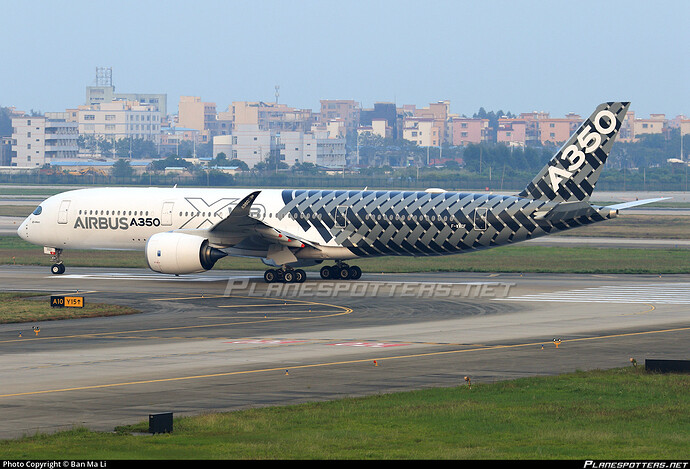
[519,102,630,203]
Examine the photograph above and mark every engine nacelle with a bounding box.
[145,232,227,275]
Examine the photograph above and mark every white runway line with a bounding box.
[498,283,690,304]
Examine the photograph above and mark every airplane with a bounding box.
[17,102,666,283]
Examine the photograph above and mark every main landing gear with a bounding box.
[319,262,362,281]
[263,267,307,283]
[49,248,65,275]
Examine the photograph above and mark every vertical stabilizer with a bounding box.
[519,102,630,203]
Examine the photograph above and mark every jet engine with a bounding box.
[145,232,227,275]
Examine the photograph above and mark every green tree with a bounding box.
[111,159,133,178]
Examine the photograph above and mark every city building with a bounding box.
[213,126,346,169]
[85,68,167,121]
[361,102,398,139]
[230,101,316,133]
[78,100,161,145]
[497,118,527,147]
[319,99,361,135]
[212,124,277,168]
[11,116,78,167]
[449,117,489,145]
[402,117,439,147]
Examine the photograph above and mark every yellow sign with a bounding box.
[50,296,85,308]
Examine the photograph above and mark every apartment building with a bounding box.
[320,100,361,134]
[86,86,167,121]
[11,116,79,167]
[449,117,489,145]
[402,117,440,147]
[231,101,315,133]
[360,102,398,139]
[178,96,222,143]
[497,118,527,147]
[78,100,161,144]
[212,126,346,169]
[357,118,393,139]
[212,124,277,169]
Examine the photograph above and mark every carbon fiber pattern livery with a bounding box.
[277,189,615,259]
[519,102,630,203]
[275,102,629,262]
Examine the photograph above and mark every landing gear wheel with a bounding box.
[294,269,306,283]
[349,265,362,280]
[338,266,351,280]
[320,265,333,280]
[51,263,65,275]
[283,270,295,283]
[263,269,277,283]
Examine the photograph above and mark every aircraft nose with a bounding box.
[17,218,29,241]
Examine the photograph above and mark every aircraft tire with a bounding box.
[349,265,362,280]
[51,263,65,275]
[320,266,333,279]
[295,269,306,283]
[263,269,277,283]
[283,270,295,283]
[338,266,351,280]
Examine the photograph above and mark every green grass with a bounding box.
[0,367,687,459]
[0,292,139,323]
[2,236,689,274]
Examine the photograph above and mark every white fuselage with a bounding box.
[18,187,299,251]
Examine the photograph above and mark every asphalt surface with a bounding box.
[0,266,688,439]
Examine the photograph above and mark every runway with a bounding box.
[0,266,688,439]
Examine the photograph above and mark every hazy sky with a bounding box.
[1,0,688,119]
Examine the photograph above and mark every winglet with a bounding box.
[210,191,261,232]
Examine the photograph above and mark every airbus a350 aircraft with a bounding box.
[17,102,665,283]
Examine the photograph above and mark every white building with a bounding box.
[11,116,78,167]
[213,124,277,168]
[78,100,161,144]
[213,126,346,169]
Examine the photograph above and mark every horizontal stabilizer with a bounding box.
[606,197,671,210]
[532,201,596,222]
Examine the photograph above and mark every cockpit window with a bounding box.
[32,206,42,216]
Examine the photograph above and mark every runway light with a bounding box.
[553,338,561,348]
[373,360,378,366]
[285,369,289,375]
[33,326,40,336]
[464,376,471,389]
[630,358,638,367]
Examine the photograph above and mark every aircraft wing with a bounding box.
[606,197,671,210]
[206,190,320,251]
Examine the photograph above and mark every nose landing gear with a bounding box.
[48,248,65,275]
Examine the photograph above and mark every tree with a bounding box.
[111,159,133,178]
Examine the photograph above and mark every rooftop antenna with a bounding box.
[274,85,280,104]
[96,67,113,87]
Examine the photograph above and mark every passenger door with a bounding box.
[57,200,71,224]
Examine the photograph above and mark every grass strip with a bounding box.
[0,292,139,323]
[0,367,687,459]
[2,236,689,274]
